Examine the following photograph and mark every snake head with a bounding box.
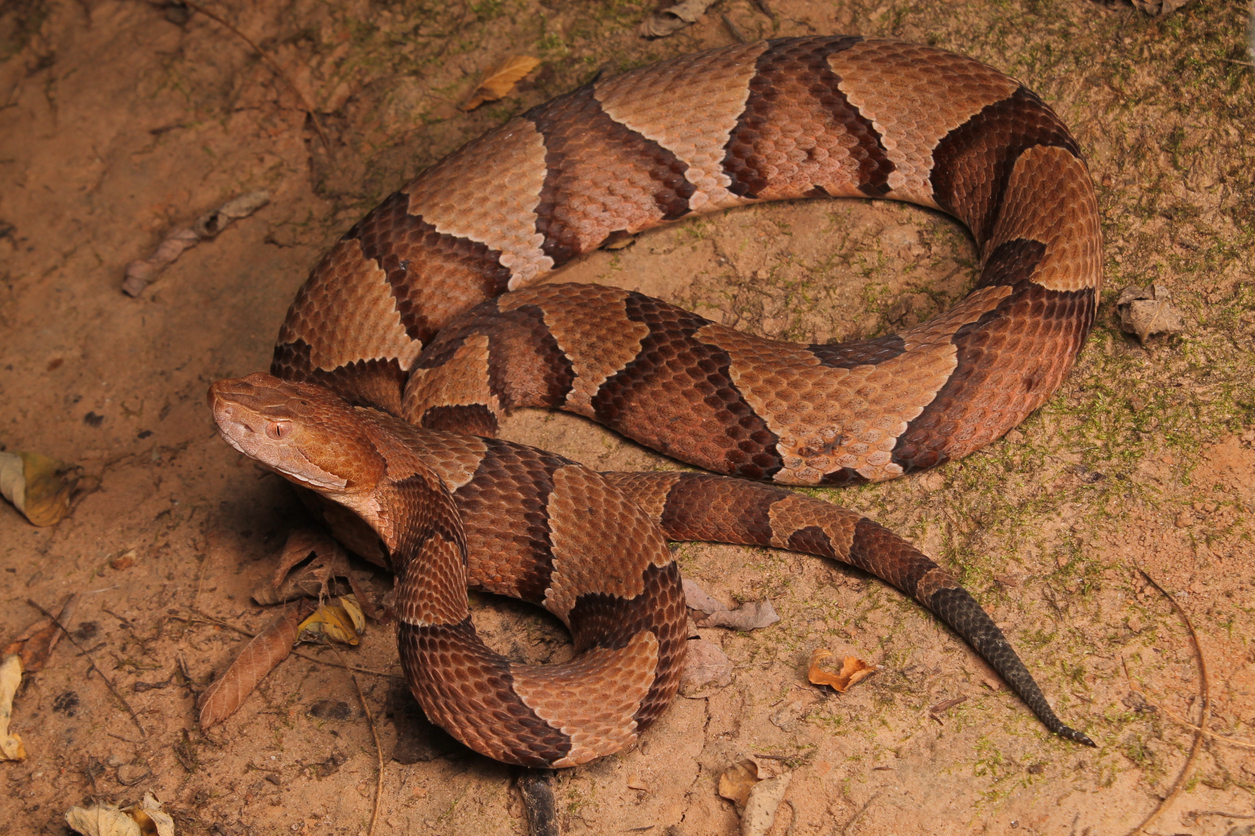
[208,373,387,500]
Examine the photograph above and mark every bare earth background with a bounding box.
[2,0,1253,834]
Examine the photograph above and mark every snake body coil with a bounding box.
[211,36,1100,766]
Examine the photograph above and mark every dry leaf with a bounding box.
[459,56,541,111]
[298,597,364,646]
[639,0,717,38]
[741,772,792,836]
[1116,284,1186,343]
[0,654,26,761]
[65,805,141,836]
[253,530,380,620]
[66,793,174,836]
[718,759,760,808]
[0,450,82,526]
[192,191,270,239]
[121,191,269,296]
[199,602,313,728]
[702,599,779,631]
[682,577,728,615]
[124,793,175,836]
[2,595,78,672]
[807,648,877,693]
[679,638,733,697]
[928,696,968,724]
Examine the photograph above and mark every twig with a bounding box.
[1120,571,1210,836]
[336,648,384,836]
[26,599,148,739]
[1126,687,1253,749]
[722,14,748,43]
[181,0,330,149]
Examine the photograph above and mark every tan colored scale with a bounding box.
[277,238,422,373]
[403,122,553,289]
[700,324,959,483]
[402,333,500,421]
[765,492,859,553]
[500,285,650,410]
[511,633,659,767]
[988,146,1103,293]
[594,41,768,212]
[828,40,1021,205]
[543,464,673,619]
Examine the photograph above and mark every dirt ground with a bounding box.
[2,0,1253,834]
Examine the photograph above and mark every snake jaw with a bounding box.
[211,398,350,492]
[208,373,387,498]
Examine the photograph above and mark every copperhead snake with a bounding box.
[209,36,1101,767]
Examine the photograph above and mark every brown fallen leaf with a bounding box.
[458,55,540,111]
[253,531,379,620]
[681,577,728,615]
[199,602,314,729]
[64,805,140,836]
[2,594,78,671]
[1116,284,1186,343]
[121,191,269,296]
[741,771,792,836]
[0,654,26,761]
[807,648,877,693]
[718,759,761,808]
[0,450,84,526]
[928,696,969,724]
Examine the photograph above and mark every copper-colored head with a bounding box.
[207,373,386,497]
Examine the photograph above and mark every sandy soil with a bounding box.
[1,0,1253,834]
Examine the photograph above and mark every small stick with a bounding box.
[26,599,147,739]
[181,0,330,149]
[336,647,384,836]
[722,14,748,43]
[1120,571,1210,836]
[1130,693,1254,750]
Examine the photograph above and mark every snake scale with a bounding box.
[210,36,1101,767]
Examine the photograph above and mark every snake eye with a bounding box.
[265,420,292,440]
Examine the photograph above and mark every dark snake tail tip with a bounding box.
[1057,725,1097,747]
[928,587,1096,747]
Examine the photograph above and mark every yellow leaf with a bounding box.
[459,55,541,111]
[338,595,365,632]
[298,602,361,646]
[0,450,81,526]
[0,654,26,761]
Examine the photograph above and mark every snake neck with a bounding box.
[372,470,472,629]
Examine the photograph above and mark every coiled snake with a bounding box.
[210,36,1100,767]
